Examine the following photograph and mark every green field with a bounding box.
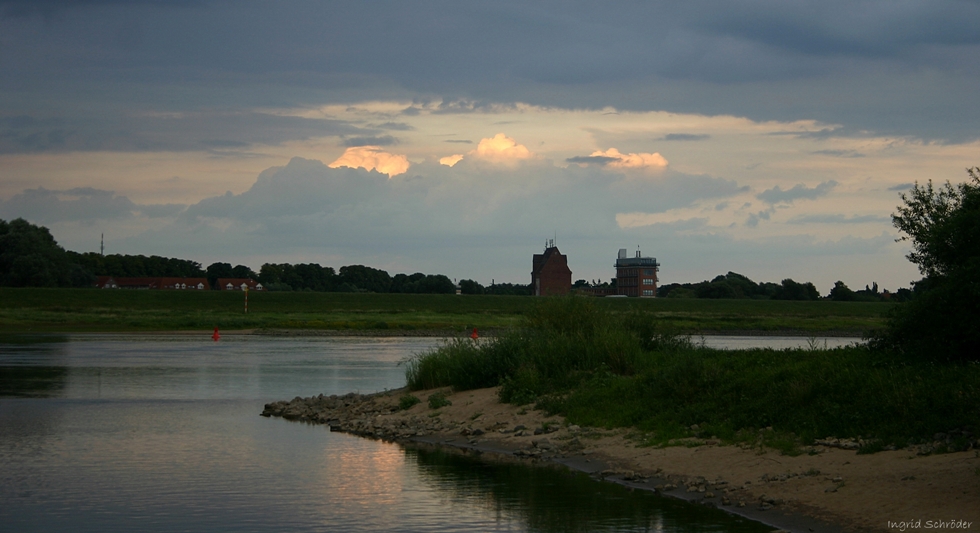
[0,288,893,335]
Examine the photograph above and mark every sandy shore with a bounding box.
[262,386,980,533]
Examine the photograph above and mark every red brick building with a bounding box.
[531,241,572,296]
[615,248,660,297]
[95,276,210,290]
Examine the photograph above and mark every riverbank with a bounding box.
[0,288,890,335]
[263,387,980,533]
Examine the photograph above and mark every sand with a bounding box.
[265,386,980,533]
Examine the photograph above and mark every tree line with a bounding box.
[0,216,903,299]
[654,271,907,302]
[0,218,526,294]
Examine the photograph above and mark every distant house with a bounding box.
[95,276,210,290]
[615,248,659,297]
[216,278,263,291]
[531,240,572,296]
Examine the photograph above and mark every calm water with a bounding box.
[698,336,859,350]
[0,334,773,532]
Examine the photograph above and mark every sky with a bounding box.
[2,0,979,292]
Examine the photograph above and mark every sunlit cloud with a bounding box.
[567,148,668,172]
[592,148,668,171]
[328,146,410,177]
[472,133,533,163]
[439,154,464,167]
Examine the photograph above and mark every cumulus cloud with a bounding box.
[757,180,837,204]
[472,133,533,163]
[328,146,410,177]
[439,154,464,167]
[569,148,668,172]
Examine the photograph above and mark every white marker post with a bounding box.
[244,286,249,314]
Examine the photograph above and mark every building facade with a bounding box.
[531,241,572,296]
[95,276,210,290]
[615,248,660,297]
[216,278,263,291]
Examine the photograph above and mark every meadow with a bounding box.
[0,288,892,334]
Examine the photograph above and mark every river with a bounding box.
[0,334,777,532]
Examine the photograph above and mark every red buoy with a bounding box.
[212,327,221,342]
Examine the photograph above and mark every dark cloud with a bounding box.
[342,135,397,147]
[0,0,201,18]
[565,155,619,165]
[757,180,837,204]
[2,1,979,141]
[745,208,774,227]
[0,112,369,154]
[376,122,414,131]
[443,139,473,144]
[888,183,914,191]
[0,187,185,223]
[662,133,710,141]
[811,149,864,158]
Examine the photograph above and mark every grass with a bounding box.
[0,287,892,334]
[405,296,980,452]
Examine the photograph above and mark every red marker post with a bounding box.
[212,327,221,342]
[470,327,479,340]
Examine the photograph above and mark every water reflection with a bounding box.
[0,335,71,397]
[0,334,779,532]
[407,446,774,533]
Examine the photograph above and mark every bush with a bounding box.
[428,391,452,409]
[398,394,421,410]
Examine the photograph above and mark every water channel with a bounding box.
[0,334,812,532]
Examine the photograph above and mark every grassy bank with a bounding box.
[0,288,891,334]
[406,297,980,452]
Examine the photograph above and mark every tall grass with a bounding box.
[405,296,980,447]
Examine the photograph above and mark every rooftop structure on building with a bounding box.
[615,248,660,297]
[217,278,263,291]
[531,239,572,296]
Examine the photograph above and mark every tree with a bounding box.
[829,281,856,301]
[773,278,819,300]
[871,167,980,361]
[338,264,391,293]
[458,279,484,294]
[206,262,234,289]
[0,218,72,287]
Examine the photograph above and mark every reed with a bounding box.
[405,295,980,449]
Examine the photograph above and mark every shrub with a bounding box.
[399,394,421,410]
[428,391,452,409]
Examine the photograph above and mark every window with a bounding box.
[642,279,653,285]
[642,290,654,296]
[643,269,654,275]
